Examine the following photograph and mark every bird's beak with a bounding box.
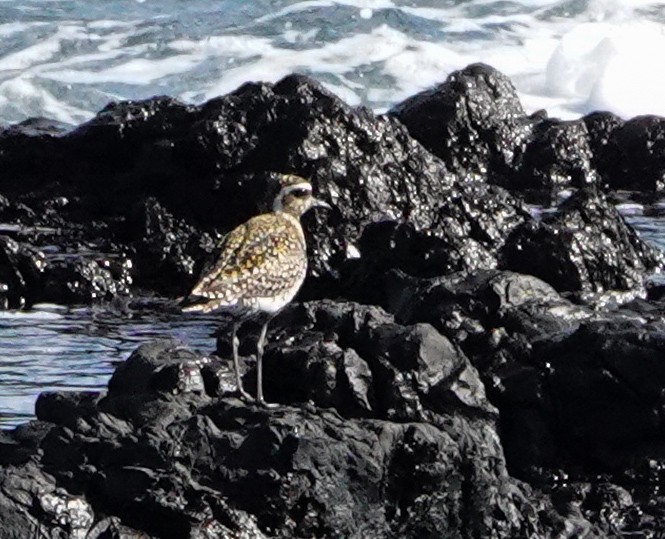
[312,197,331,210]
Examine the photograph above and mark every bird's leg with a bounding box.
[232,322,253,401]
[256,319,278,408]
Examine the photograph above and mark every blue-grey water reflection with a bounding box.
[0,304,219,428]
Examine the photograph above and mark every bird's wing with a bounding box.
[188,213,306,305]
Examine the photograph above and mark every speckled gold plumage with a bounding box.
[182,174,329,406]
[187,211,307,313]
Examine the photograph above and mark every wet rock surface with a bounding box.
[1,63,665,537]
[389,63,537,182]
[500,187,663,299]
[601,115,665,192]
[515,119,598,195]
[0,339,608,538]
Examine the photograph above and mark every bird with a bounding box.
[181,174,330,407]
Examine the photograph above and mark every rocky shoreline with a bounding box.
[1,63,665,537]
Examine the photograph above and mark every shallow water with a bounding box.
[0,304,219,428]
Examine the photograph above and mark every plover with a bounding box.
[182,174,330,407]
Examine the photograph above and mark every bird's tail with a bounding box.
[179,295,212,313]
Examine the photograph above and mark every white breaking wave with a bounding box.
[0,0,664,125]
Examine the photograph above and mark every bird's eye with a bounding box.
[291,188,310,198]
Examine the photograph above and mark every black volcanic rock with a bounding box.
[65,95,198,178]
[388,65,665,201]
[346,185,660,305]
[0,118,72,194]
[369,267,665,492]
[500,187,663,297]
[386,269,588,342]
[226,300,495,420]
[2,266,664,537]
[497,309,665,481]
[108,339,212,397]
[41,253,132,304]
[0,337,611,538]
[0,235,44,308]
[583,111,624,175]
[516,118,599,195]
[533,317,665,466]
[348,176,526,286]
[600,115,665,191]
[389,269,580,476]
[127,198,217,296]
[389,63,537,180]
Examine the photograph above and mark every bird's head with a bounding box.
[272,174,331,217]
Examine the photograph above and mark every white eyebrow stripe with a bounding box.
[273,181,313,212]
[282,182,312,195]
[282,182,312,193]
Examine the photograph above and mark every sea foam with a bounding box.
[0,0,664,124]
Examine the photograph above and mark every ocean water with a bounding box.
[1,0,665,125]
[2,0,665,427]
[0,305,220,427]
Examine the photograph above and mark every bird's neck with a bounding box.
[274,211,306,246]
[276,208,303,219]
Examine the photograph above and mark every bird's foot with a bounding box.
[240,392,255,402]
[257,398,279,409]
[235,385,254,402]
